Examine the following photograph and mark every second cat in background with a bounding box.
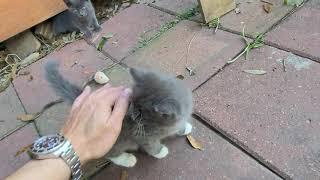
[52,0,101,38]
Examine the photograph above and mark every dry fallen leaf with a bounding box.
[15,144,32,157]
[11,64,18,80]
[176,75,184,80]
[187,135,203,150]
[27,75,33,81]
[19,71,30,76]
[120,170,128,180]
[243,69,267,75]
[17,113,41,121]
[263,4,272,13]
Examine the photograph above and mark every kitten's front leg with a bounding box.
[92,17,101,32]
[140,140,169,159]
[176,122,193,136]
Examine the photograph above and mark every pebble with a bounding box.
[94,71,110,84]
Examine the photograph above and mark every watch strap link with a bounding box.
[60,140,83,180]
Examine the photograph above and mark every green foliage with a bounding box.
[138,6,200,48]
[284,0,304,6]
[227,27,265,64]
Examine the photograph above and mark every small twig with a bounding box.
[185,32,197,66]
[227,46,250,64]
[214,18,220,33]
[282,59,286,72]
[260,0,273,5]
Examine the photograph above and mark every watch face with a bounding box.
[31,135,65,154]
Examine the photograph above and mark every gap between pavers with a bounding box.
[92,118,281,180]
[266,0,320,63]
[0,123,39,179]
[122,20,244,91]
[0,84,26,140]
[88,4,176,61]
[194,45,320,179]
[13,39,114,113]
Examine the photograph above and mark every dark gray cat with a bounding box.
[45,61,193,167]
[52,0,101,37]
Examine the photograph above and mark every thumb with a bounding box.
[109,88,132,128]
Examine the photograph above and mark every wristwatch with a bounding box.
[28,134,83,180]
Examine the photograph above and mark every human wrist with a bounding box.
[63,134,90,165]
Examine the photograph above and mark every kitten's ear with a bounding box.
[63,0,77,6]
[130,68,145,82]
[153,99,180,118]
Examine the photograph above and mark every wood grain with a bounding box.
[198,0,236,23]
[0,0,67,42]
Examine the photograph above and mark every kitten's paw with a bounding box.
[177,122,193,136]
[153,146,169,159]
[109,153,137,167]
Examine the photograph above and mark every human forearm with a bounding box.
[6,159,70,180]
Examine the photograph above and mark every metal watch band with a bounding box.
[60,139,83,180]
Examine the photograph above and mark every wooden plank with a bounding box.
[0,0,67,42]
[198,0,236,23]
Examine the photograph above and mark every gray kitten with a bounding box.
[52,0,101,37]
[45,61,193,167]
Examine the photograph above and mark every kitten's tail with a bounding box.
[45,61,82,103]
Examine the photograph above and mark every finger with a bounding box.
[95,86,125,105]
[94,83,111,95]
[108,88,132,128]
[71,86,91,112]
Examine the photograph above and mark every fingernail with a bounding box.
[121,88,132,97]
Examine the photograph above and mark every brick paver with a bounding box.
[124,20,244,90]
[194,46,320,179]
[150,0,198,14]
[220,0,293,36]
[0,124,38,179]
[89,4,175,60]
[266,0,320,62]
[13,40,113,113]
[92,119,280,180]
[0,84,25,139]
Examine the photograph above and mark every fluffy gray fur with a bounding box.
[52,0,101,37]
[45,61,193,165]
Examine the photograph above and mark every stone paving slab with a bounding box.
[89,4,175,60]
[0,84,26,139]
[123,20,244,90]
[149,0,198,14]
[0,123,38,179]
[194,45,320,179]
[13,40,113,113]
[266,0,320,63]
[220,0,293,36]
[92,119,280,180]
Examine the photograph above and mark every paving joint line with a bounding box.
[265,40,320,64]
[0,123,28,141]
[192,113,291,180]
[10,82,42,137]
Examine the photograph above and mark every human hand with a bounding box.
[61,84,132,164]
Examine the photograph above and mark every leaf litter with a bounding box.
[187,135,204,150]
[120,170,128,180]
